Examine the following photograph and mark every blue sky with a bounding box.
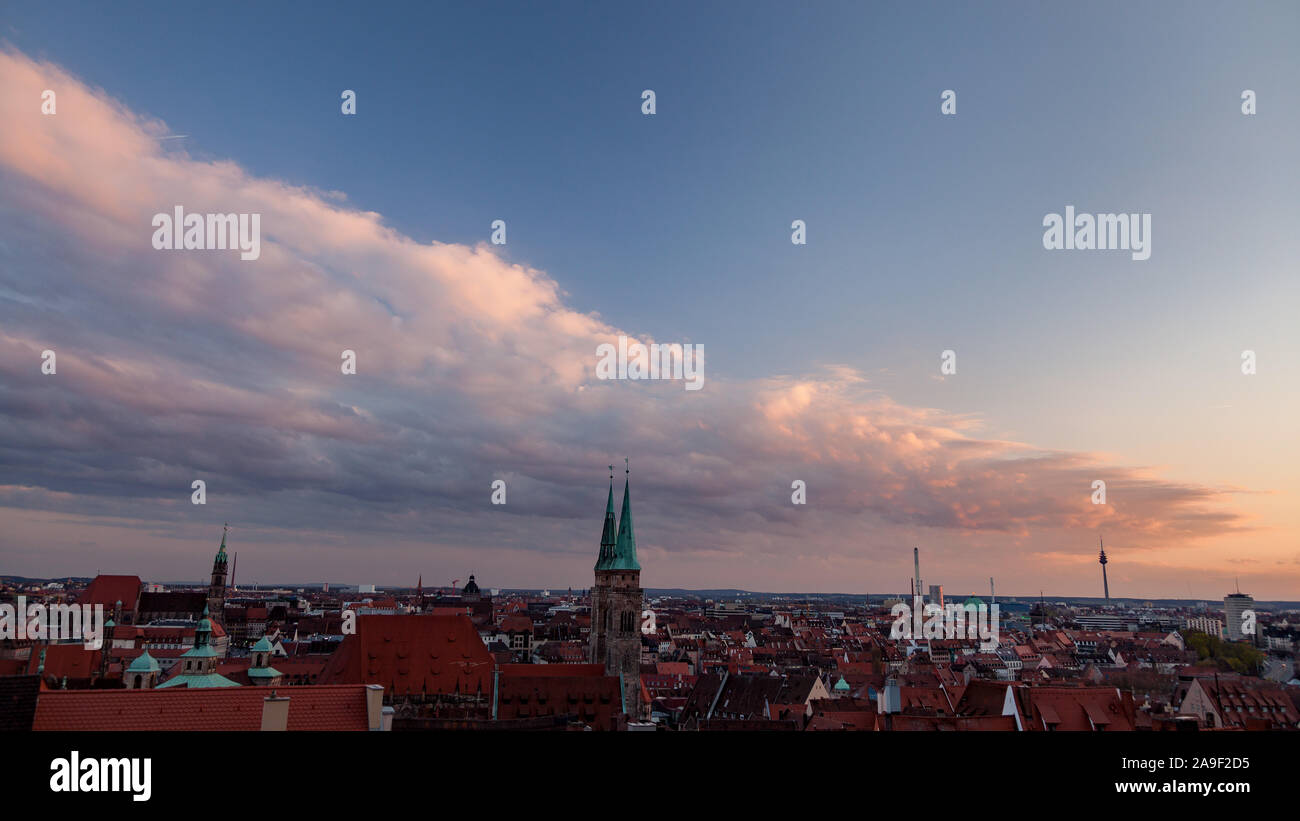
[1,2,1297,595]
[9,2,1295,401]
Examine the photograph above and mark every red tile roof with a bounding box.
[1015,686,1138,731]
[1189,676,1300,729]
[80,575,142,611]
[317,614,494,697]
[805,698,878,731]
[898,684,954,715]
[25,644,103,681]
[497,614,533,632]
[32,685,374,731]
[953,679,1011,717]
[886,714,1018,731]
[495,674,624,729]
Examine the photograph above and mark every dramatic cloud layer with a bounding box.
[0,49,1254,594]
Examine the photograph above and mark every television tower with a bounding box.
[913,547,923,603]
[1098,535,1110,605]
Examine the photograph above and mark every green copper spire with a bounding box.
[609,465,640,571]
[215,523,229,565]
[196,605,213,647]
[595,469,618,571]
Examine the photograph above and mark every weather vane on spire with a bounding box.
[624,456,629,475]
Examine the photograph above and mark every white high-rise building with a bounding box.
[1224,592,1254,641]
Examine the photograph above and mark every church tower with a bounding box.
[157,606,239,689]
[208,524,229,624]
[589,462,643,717]
[125,646,160,689]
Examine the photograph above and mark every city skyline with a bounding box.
[1,3,1298,598]
[9,530,1287,606]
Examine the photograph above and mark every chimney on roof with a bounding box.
[880,678,901,715]
[261,692,290,731]
[365,684,386,731]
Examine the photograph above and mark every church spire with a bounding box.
[588,459,643,715]
[195,605,213,648]
[595,466,618,570]
[611,459,640,571]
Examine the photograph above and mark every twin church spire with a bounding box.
[589,460,644,716]
[595,460,639,572]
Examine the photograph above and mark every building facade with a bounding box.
[1185,616,1224,639]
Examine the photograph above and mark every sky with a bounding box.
[0,1,1297,599]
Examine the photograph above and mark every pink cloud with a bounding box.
[0,48,1266,595]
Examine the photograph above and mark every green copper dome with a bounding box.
[127,649,160,674]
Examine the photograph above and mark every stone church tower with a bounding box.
[589,464,643,717]
[208,524,229,624]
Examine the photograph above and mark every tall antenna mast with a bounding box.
[1098,534,1110,606]
[913,547,922,603]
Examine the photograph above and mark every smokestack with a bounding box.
[990,577,995,606]
[913,547,922,603]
